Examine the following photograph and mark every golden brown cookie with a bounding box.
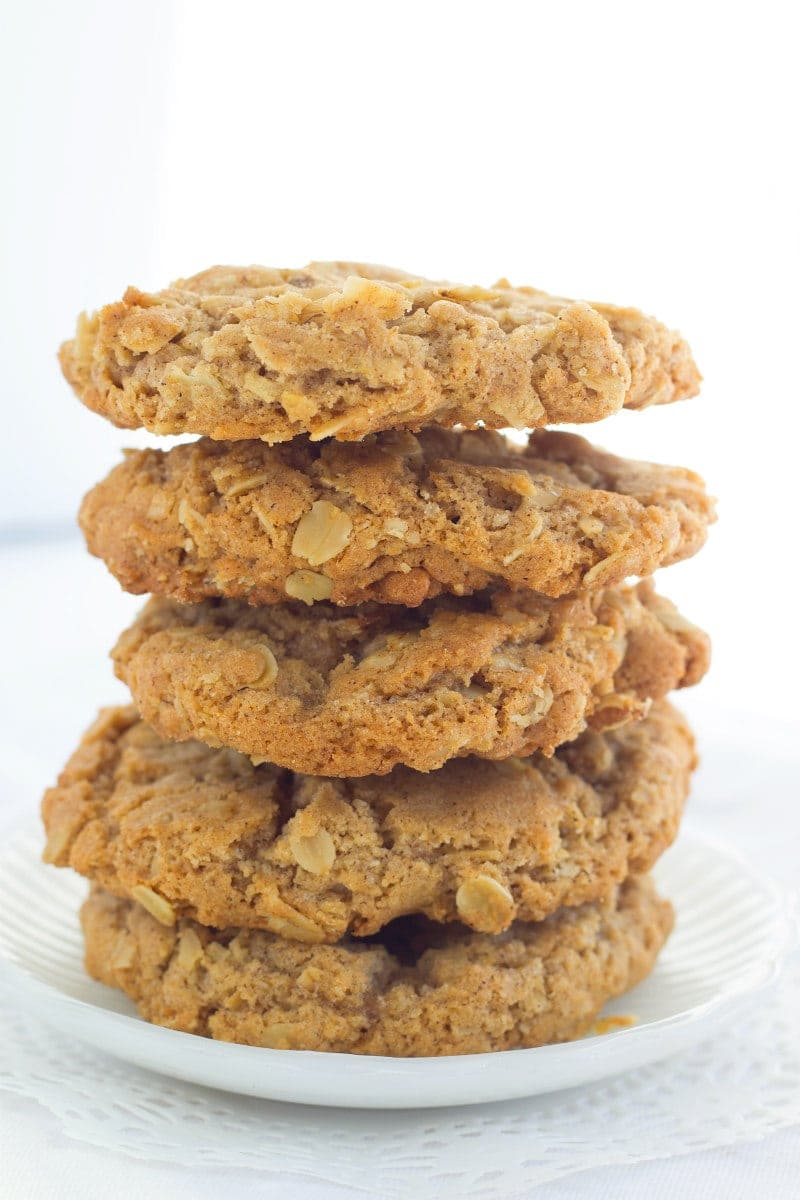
[81,875,672,1055]
[80,429,714,607]
[111,583,708,775]
[60,263,700,442]
[43,702,693,940]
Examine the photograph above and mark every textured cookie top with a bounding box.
[60,262,701,442]
[82,876,672,1055]
[112,582,709,775]
[81,429,714,607]
[43,702,693,940]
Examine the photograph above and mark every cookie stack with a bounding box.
[43,264,713,1056]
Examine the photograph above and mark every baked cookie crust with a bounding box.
[60,262,700,442]
[80,429,714,607]
[111,583,709,775]
[43,702,693,940]
[81,875,672,1055]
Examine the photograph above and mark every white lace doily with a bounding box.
[1,956,798,1197]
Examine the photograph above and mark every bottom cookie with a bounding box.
[82,876,672,1056]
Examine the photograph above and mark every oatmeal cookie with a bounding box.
[60,262,700,442]
[81,875,672,1055]
[80,429,714,607]
[111,583,708,775]
[43,702,692,939]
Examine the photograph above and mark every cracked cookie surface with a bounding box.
[111,583,709,775]
[44,702,692,941]
[81,875,672,1055]
[81,429,714,607]
[60,262,700,442]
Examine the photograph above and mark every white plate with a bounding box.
[0,829,795,1108]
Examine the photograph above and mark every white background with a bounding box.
[1,1,798,1197]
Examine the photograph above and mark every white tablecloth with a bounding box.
[1,537,798,1198]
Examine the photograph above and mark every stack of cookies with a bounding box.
[42,264,714,1056]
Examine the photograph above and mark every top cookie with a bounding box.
[59,262,701,442]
